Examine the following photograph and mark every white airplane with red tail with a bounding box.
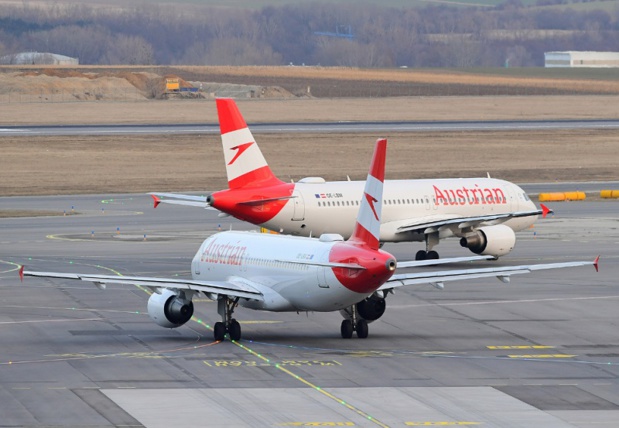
[22,139,597,340]
[152,99,552,261]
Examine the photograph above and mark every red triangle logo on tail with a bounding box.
[365,193,379,221]
[228,142,254,166]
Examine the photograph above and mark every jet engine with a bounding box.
[459,224,516,257]
[340,292,386,323]
[147,289,194,328]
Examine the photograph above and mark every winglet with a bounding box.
[151,194,161,209]
[19,265,24,282]
[594,255,600,273]
[541,203,553,218]
[349,138,386,250]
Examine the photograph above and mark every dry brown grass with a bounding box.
[1,129,618,196]
[2,96,619,125]
[1,94,618,196]
[175,66,619,93]
[0,210,66,218]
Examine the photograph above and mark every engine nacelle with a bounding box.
[340,293,386,323]
[147,289,194,328]
[459,224,516,257]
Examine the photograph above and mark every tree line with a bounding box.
[0,1,618,67]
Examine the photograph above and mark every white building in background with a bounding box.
[0,52,79,65]
[545,51,619,68]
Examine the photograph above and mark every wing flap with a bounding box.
[394,208,545,234]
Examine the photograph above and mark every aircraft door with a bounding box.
[316,248,330,288]
[317,266,329,288]
[424,195,433,211]
[292,191,305,221]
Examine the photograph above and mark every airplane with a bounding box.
[152,98,552,261]
[21,139,598,341]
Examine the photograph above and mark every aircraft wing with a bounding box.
[393,205,551,235]
[150,193,215,209]
[20,268,264,301]
[396,255,496,269]
[379,256,599,291]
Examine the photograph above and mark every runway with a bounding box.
[0,193,618,427]
[2,119,619,136]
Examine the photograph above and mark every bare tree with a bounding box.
[104,35,155,65]
[202,37,282,66]
[0,1,618,67]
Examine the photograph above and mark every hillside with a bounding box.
[0,1,618,67]
[0,0,614,9]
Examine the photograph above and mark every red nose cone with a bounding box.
[329,243,396,294]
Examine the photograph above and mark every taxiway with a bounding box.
[2,119,619,136]
[0,193,618,427]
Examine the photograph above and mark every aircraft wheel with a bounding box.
[356,319,369,339]
[228,319,242,341]
[214,322,226,341]
[415,250,427,261]
[427,250,439,260]
[341,319,353,339]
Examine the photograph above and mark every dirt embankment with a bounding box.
[0,69,151,100]
[0,68,294,101]
[0,69,201,101]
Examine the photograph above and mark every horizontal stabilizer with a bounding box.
[149,193,213,209]
[274,259,366,270]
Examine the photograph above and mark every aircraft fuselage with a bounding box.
[190,230,395,313]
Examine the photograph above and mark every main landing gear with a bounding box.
[340,305,369,339]
[416,232,440,260]
[214,296,241,341]
[415,250,439,260]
